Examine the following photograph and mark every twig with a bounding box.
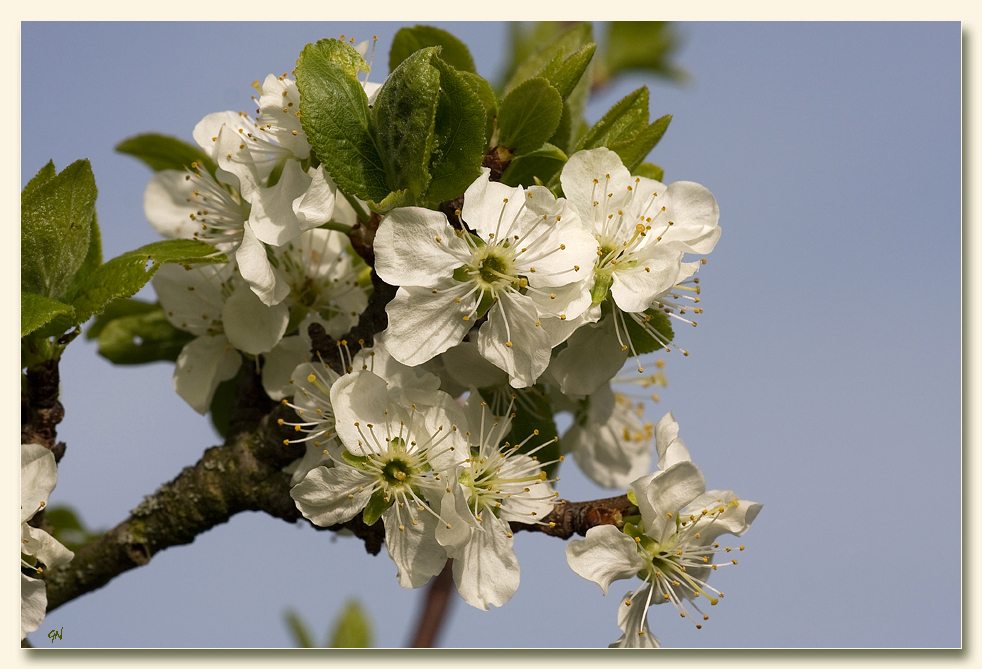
[510,495,637,539]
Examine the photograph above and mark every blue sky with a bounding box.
[19,21,961,648]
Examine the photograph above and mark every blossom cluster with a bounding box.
[131,57,757,645]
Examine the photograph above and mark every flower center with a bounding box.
[458,241,523,295]
[379,451,414,490]
[623,497,745,630]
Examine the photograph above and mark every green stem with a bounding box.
[321,221,353,235]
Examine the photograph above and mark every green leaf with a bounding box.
[21,292,75,338]
[461,71,497,145]
[283,609,317,649]
[68,239,226,327]
[497,77,563,157]
[535,43,596,101]
[373,46,441,198]
[624,307,675,355]
[480,385,562,479]
[503,23,593,96]
[59,213,103,304]
[21,159,97,298]
[608,113,672,171]
[22,161,56,199]
[500,143,568,188]
[423,57,487,204]
[89,301,195,365]
[389,25,475,74]
[330,600,373,648]
[633,162,665,183]
[548,58,592,154]
[515,142,568,162]
[603,22,687,84]
[116,133,217,176]
[296,39,389,202]
[573,86,650,153]
[362,489,390,527]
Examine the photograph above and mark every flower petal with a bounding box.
[294,165,337,231]
[383,505,448,589]
[290,465,374,527]
[261,336,311,401]
[654,412,691,470]
[460,169,530,241]
[247,159,311,246]
[609,247,683,314]
[143,170,202,239]
[657,180,721,254]
[548,314,628,397]
[434,482,474,552]
[438,342,509,389]
[21,443,57,523]
[685,490,763,543]
[374,207,470,287]
[25,525,74,568]
[235,223,290,306]
[631,461,706,543]
[565,524,644,595]
[379,282,473,367]
[21,573,47,639]
[173,334,242,414]
[152,263,230,336]
[477,291,551,388]
[609,585,661,648]
[221,285,289,355]
[452,514,521,610]
[560,147,633,232]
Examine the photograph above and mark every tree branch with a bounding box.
[40,405,299,612]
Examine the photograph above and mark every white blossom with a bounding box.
[145,73,346,306]
[566,414,760,646]
[374,169,597,388]
[435,395,558,609]
[548,148,719,394]
[290,370,468,588]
